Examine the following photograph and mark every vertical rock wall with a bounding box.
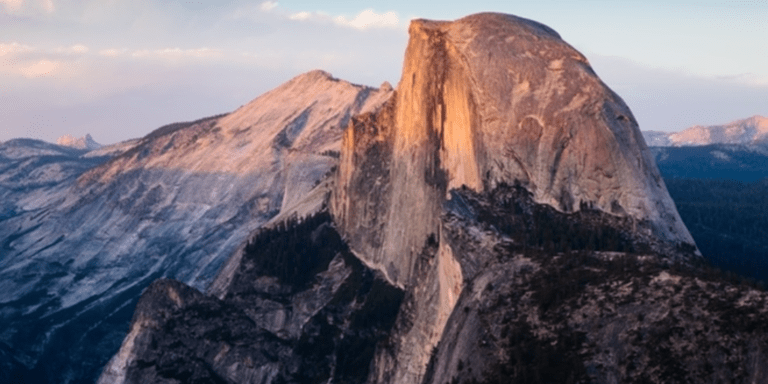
[333,12,698,384]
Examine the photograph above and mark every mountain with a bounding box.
[56,134,103,151]
[0,70,392,384]
[98,13,768,384]
[643,115,768,147]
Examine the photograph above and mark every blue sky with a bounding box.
[1,0,767,144]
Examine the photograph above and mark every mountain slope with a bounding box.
[0,70,391,384]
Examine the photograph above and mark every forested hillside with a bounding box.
[664,178,768,283]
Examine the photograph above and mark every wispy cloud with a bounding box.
[17,59,59,78]
[287,9,402,30]
[0,0,23,11]
[130,47,223,59]
[55,44,89,54]
[288,11,312,21]
[231,2,403,31]
[0,41,225,81]
[0,42,35,56]
[0,42,86,78]
[0,0,54,15]
[98,48,127,57]
[259,1,277,12]
[334,9,399,30]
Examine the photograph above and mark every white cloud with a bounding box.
[130,47,223,60]
[288,11,311,21]
[0,42,90,79]
[0,42,59,78]
[259,1,277,12]
[99,48,127,57]
[55,44,89,54]
[18,59,60,78]
[0,0,54,14]
[0,42,35,56]
[334,9,399,30]
[286,8,401,30]
[0,0,23,11]
[231,3,402,31]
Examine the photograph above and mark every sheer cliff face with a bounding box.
[332,12,697,383]
[334,13,694,285]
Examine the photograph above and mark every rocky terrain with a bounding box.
[0,71,391,384]
[97,12,768,384]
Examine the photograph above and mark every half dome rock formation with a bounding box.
[95,12,768,384]
[330,13,692,383]
[334,13,694,287]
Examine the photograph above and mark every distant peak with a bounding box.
[295,69,337,83]
[56,134,102,150]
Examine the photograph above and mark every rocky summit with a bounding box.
[6,12,768,384]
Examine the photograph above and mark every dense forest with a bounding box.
[652,144,768,182]
[664,178,768,284]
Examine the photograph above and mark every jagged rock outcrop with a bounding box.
[0,70,391,384]
[56,133,103,150]
[643,115,768,147]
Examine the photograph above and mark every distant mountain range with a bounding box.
[643,115,768,147]
[642,116,768,182]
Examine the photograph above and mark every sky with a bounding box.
[1,0,767,144]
